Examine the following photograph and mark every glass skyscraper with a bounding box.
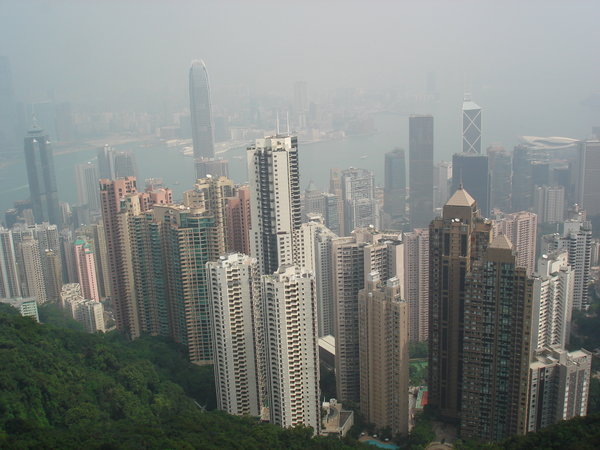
[189,60,215,159]
[24,120,60,226]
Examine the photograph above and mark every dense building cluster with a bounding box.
[2,60,599,445]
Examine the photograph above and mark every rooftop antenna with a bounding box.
[276,112,280,135]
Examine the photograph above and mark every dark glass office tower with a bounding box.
[511,145,534,212]
[451,153,490,216]
[24,120,60,226]
[384,148,407,219]
[487,145,512,212]
[409,115,434,229]
[189,60,215,159]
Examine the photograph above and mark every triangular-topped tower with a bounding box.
[428,186,492,422]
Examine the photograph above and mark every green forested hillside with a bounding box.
[4,303,600,449]
[0,304,355,449]
[454,414,600,449]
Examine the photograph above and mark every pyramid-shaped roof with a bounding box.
[446,187,476,207]
[490,233,513,250]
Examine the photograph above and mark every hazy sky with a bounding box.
[1,0,599,147]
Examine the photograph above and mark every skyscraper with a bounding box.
[409,115,434,229]
[11,222,62,303]
[74,161,100,211]
[462,94,482,154]
[225,185,252,255]
[195,157,229,179]
[294,81,309,129]
[578,140,600,216]
[73,239,100,302]
[487,145,512,212]
[113,152,137,179]
[460,234,533,441]
[21,236,47,304]
[433,161,452,211]
[99,177,170,338]
[492,211,538,275]
[0,227,21,299]
[207,253,265,417]
[527,347,591,432]
[358,272,409,436]
[532,250,574,350]
[128,198,225,363]
[261,265,320,431]
[404,228,429,342]
[77,224,111,299]
[541,219,592,310]
[295,218,337,337]
[189,60,215,159]
[44,249,63,304]
[429,187,492,421]
[97,145,116,179]
[533,185,565,224]
[100,177,138,336]
[302,180,325,221]
[24,120,60,226]
[322,192,342,236]
[451,153,490,216]
[247,135,301,275]
[332,229,403,404]
[341,167,379,233]
[26,101,57,142]
[384,148,407,220]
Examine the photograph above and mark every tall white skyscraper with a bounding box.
[492,210,538,275]
[189,60,215,159]
[262,265,320,432]
[542,219,592,310]
[21,237,47,304]
[533,185,565,224]
[0,228,20,299]
[294,217,337,337]
[462,93,482,154]
[528,347,591,432]
[207,253,265,417]
[404,228,429,342]
[248,135,301,275]
[532,250,574,350]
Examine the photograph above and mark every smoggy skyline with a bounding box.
[1,1,599,152]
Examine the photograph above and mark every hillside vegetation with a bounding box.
[0,304,355,449]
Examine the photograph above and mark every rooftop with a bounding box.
[446,187,476,207]
[490,234,513,250]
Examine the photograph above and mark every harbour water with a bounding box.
[0,113,420,214]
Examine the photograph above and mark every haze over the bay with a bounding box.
[1,0,599,155]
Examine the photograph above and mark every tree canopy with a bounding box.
[0,304,356,448]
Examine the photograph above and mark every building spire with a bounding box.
[28,113,42,133]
